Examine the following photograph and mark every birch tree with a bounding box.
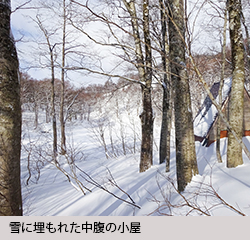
[167,0,198,192]
[122,0,154,172]
[226,0,245,167]
[159,0,171,172]
[36,15,58,159]
[60,0,67,155]
[0,0,22,215]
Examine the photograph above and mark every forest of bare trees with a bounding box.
[1,0,250,215]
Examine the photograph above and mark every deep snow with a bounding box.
[21,111,250,216]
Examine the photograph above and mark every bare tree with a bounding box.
[70,0,155,172]
[159,0,171,171]
[227,0,245,167]
[217,6,228,164]
[20,73,41,128]
[0,0,22,215]
[122,0,154,172]
[60,0,67,155]
[185,1,250,162]
[241,3,250,85]
[167,0,198,192]
[35,15,58,160]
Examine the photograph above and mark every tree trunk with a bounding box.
[45,105,50,123]
[51,63,58,160]
[34,102,38,129]
[140,84,154,172]
[139,0,154,172]
[122,0,154,172]
[159,0,171,171]
[241,11,250,85]
[36,15,58,160]
[0,0,23,215]
[216,9,227,164]
[227,0,245,168]
[60,0,66,155]
[168,0,198,192]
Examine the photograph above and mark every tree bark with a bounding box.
[159,0,171,171]
[140,84,154,172]
[51,55,58,160]
[241,11,250,84]
[168,0,198,192]
[0,0,23,215]
[122,0,154,172]
[139,0,154,172]
[216,9,227,164]
[227,0,245,168]
[60,0,66,155]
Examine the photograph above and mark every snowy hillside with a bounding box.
[21,108,250,216]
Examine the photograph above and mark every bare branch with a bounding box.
[64,65,145,86]
[76,165,141,209]
[11,0,37,13]
[149,169,246,216]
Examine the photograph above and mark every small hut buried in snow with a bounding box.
[193,78,250,147]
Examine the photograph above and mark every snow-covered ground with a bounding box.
[21,111,250,216]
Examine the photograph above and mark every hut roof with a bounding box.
[193,78,232,138]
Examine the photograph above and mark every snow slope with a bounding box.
[21,112,250,216]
